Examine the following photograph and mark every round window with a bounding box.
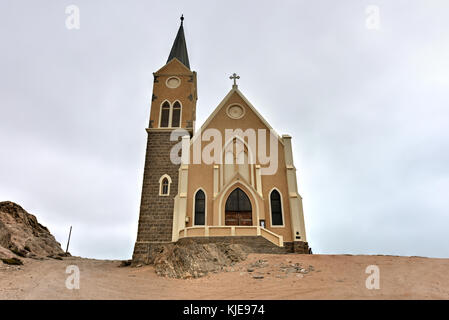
[226,104,245,119]
[166,77,181,88]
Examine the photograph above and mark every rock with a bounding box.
[250,259,268,269]
[1,257,23,265]
[0,201,65,260]
[58,252,71,257]
[253,275,264,279]
[47,254,63,260]
[119,260,132,267]
[151,239,250,279]
[247,268,254,272]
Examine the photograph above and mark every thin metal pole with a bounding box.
[65,226,72,253]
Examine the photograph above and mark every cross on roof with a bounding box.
[230,73,240,88]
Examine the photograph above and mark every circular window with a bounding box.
[226,104,245,119]
[166,77,181,88]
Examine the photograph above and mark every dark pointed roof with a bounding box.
[167,15,190,69]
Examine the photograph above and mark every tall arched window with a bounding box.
[270,189,283,226]
[171,101,181,127]
[160,101,170,127]
[194,190,206,225]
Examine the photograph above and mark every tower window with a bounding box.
[159,174,172,196]
[270,189,283,226]
[160,101,170,127]
[194,189,206,225]
[162,179,169,195]
[172,101,181,127]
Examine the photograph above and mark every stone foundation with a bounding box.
[132,236,310,265]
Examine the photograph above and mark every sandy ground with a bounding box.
[1,254,448,300]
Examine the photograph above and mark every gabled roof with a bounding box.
[167,15,190,69]
[191,86,284,146]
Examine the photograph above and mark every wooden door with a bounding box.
[225,188,253,226]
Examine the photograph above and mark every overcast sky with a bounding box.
[1,1,448,259]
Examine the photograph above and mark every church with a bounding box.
[133,16,309,264]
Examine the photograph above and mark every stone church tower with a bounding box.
[133,16,197,259]
[133,17,309,264]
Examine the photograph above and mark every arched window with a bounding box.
[222,138,251,186]
[194,189,206,225]
[159,174,171,196]
[160,101,170,127]
[171,101,181,127]
[270,189,283,226]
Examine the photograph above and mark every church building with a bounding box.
[133,16,309,263]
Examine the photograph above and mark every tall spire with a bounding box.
[167,15,190,69]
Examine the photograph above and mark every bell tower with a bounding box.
[133,16,197,263]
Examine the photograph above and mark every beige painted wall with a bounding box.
[149,58,197,131]
[184,90,296,242]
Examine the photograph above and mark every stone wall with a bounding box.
[132,131,181,262]
[133,236,310,264]
[283,241,311,254]
[178,237,309,254]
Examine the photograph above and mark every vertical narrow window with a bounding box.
[160,102,170,127]
[270,190,283,226]
[161,178,169,195]
[171,101,181,127]
[159,174,171,196]
[194,190,206,225]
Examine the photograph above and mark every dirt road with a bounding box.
[1,254,448,299]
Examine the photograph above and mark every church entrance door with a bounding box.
[225,188,252,226]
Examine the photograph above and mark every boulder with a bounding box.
[151,239,250,279]
[0,201,66,261]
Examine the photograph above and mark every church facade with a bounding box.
[133,17,309,263]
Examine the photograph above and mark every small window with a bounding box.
[160,102,170,127]
[161,178,169,195]
[194,190,206,225]
[159,174,171,196]
[172,101,181,127]
[270,190,283,226]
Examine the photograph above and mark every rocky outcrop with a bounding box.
[142,239,251,279]
[0,201,66,262]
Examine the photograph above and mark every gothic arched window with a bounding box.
[270,189,283,226]
[171,101,181,127]
[160,101,170,127]
[159,174,171,196]
[194,189,206,225]
[223,138,251,185]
